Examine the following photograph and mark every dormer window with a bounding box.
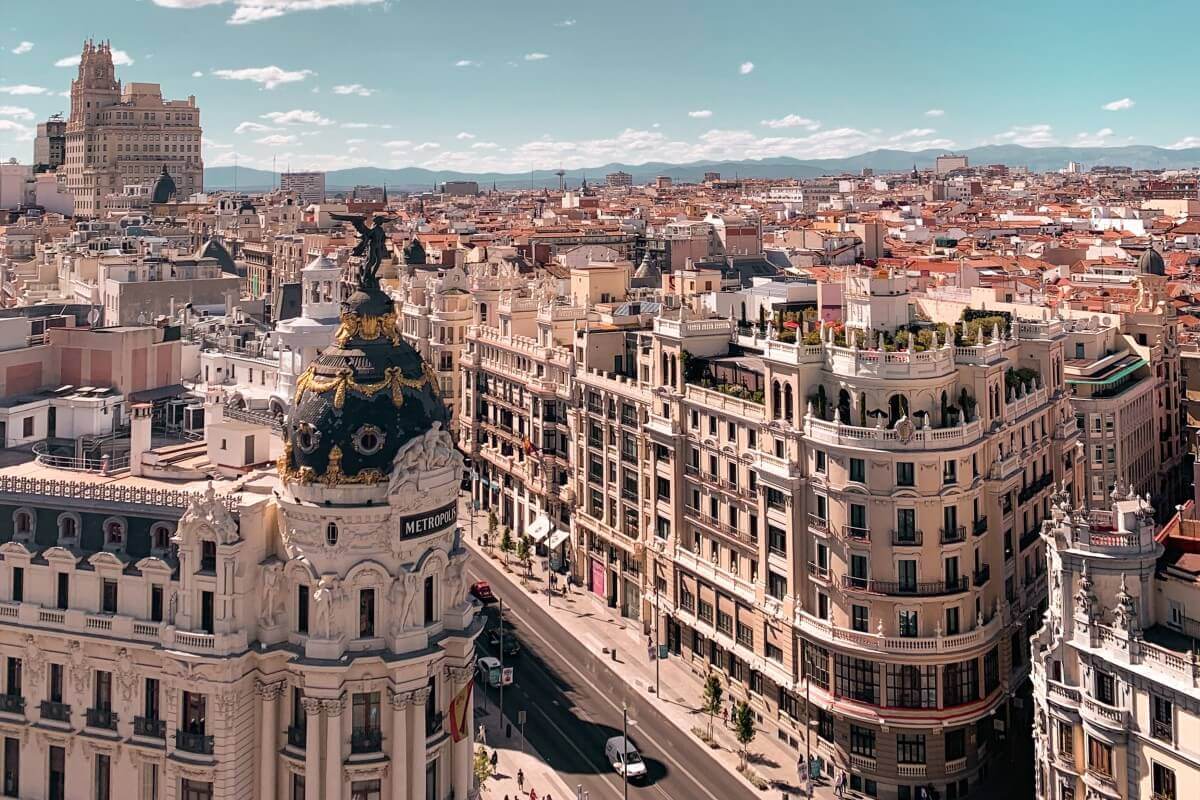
[150,523,173,553]
[13,509,33,538]
[326,522,339,547]
[105,521,124,545]
[57,514,79,544]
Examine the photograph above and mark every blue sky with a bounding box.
[0,0,1197,173]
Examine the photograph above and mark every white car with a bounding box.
[476,656,503,688]
[605,735,647,780]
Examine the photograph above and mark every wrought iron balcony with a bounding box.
[175,729,215,755]
[973,565,991,586]
[351,726,382,753]
[973,516,988,536]
[841,525,870,542]
[0,694,24,715]
[841,575,969,597]
[86,707,118,730]
[134,716,166,738]
[39,700,70,722]
[891,529,923,546]
[940,526,966,544]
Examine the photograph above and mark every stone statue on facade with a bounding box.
[331,213,394,288]
[260,562,283,627]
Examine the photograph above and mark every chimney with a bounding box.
[129,402,152,477]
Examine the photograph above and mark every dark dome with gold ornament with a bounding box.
[278,254,448,488]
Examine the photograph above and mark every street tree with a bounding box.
[733,700,756,769]
[702,672,724,740]
[473,745,492,785]
[499,526,513,566]
[486,510,498,549]
[515,535,531,577]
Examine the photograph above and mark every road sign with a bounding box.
[518,710,526,725]
[488,666,501,686]
[502,667,514,686]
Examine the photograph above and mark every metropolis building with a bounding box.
[0,268,479,800]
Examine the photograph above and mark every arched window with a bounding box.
[13,510,32,535]
[772,381,782,419]
[103,518,125,547]
[837,390,851,425]
[150,523,172,552]
[58,513,78,542]
[325,522,339,547]
[888,394,908,427]
[783,384,794,422]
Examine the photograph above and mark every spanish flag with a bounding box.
[449,678,473,743]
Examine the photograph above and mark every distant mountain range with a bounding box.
[202,144,1200,192]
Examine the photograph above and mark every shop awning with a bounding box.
[548,528,570,549]
[527,515,552,543]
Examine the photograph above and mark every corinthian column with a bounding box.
[448,667,474,800]
[324,697,345,800]
[301,697,323,800]
[389,691,411,800]
[409,687,431,800]
[256,681,284,800]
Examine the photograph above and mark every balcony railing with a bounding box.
[841,576,969,597]
[86,707,118,730]
[1019,525,1043,551]
[891,529,923,546]
[1151,718,1172,741]
[0,694,24,715]
[351,727,383,753]
[842,525,870,542]
[808,562,830,580]
[973,516,988,536]
[39,701,70,722]
[175,729,215,755]
[940,526,966,544]
[288,725,307,749]
[134,716,166,738]
[973,565,991,586]
[808,514,828,532]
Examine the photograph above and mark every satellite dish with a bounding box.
[86,307,100,326]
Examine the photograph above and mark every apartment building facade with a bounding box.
[64,41,203,218]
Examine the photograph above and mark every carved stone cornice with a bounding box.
[300,697,325,716]
[321,696,346,717]
[410,687,432,706]
[444,665,473,686]
[388,690,412,711]
[255,680,286,702]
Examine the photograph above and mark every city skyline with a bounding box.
[2,0,1200,173]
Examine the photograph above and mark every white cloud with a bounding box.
[986,123,1056,147]
[0,120,34,141]
[255,133,298,146]
[0,106,34,121]
[11,42,33,55]
[332,83,374,96]
[413,142,441,151]
[688,110,713,119]
[202,136,232,149]
[554,18,576,27]
[924,108,944,117]
[1074,128,1114,147]
[524,52,549,61]
[55,49,133,67]
[905,138,957,151]
[455,131,475,140]
[1102,97,1134,112]
[0,85,47,96]
[455,60,479,67]
[191,70,204,78]
[260,109,334,126]
[212,66,314,89]
[1167,136,1200,150]
[345,137,366,144]
[234,121,276,134]
[383,139,412,148]
[760,114,820,131]
[471,141,499,150]
[340,122,391,129]
[889,128,937,142]
[152,0,387,26]
[739,62,754,75]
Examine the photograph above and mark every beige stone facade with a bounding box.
[64,41,202,218]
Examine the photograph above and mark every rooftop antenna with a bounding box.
[234,153,238,193]
[555,167,565,192]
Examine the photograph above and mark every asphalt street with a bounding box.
[467,554,761,800]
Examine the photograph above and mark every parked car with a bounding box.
[469,580,497,605]
[605,736,647,780]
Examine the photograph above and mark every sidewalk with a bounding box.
[474,689,574,800]
[463,503,837,799]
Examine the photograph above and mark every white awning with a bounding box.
[527,514,552,542]
[548,528,570,549]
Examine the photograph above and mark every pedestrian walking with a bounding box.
[490,750,498,770]
[834,769,846,798]
[529,790,537,800]
[517,769,524,791]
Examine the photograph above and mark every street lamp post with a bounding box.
[622,701,629,800]
[803,645,812,798]
[498,596,505,728]
[654,576,660,697]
